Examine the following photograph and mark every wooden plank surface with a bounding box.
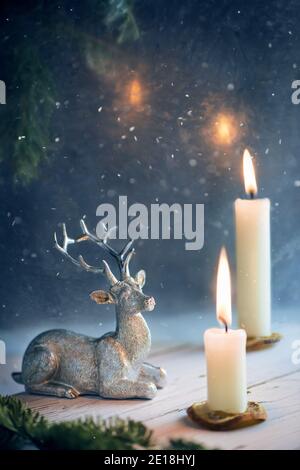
[16,322,300,450]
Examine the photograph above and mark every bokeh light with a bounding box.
[128,79,142,106]
[213,113,238,146]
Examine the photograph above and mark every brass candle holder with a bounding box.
[187,401,267,431]
[246,332,282,351]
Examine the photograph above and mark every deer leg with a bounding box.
[100,378,157,400]
[27,382,80,399]
[139,363,167,389]
[98,338,157,399]
[22,345,57,386]
[22,345,80,399]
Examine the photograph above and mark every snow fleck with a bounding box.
[55,102,61,109]
[133,135,138,141]
[129,178,136,184]
[107,189,116,197]
[18,135,26,140]
[129,126,135,132]
[183,188,191,197]
[54,137,60,143]
[294,180,300,187]
[97,106,102,113]
[227,83,235,91]
[12,216,22,226]
[189,158,197,167]
[265,148,269,154]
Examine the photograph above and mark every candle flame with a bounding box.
[216,247,232,329]
[243,148,258,196]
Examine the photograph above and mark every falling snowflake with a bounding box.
[189,158,197,167]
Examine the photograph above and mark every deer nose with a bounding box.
[144,296,155,311]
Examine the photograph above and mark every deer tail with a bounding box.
[12,372,23,384]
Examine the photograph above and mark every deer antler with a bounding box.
[123,249,135,278]
[54,223,103,274]
[54,219,135,279]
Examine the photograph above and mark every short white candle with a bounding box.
[235,149,271,337]
[204,248,247,414]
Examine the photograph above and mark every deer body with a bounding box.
[13,220,166,399]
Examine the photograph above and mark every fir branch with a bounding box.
[35,417,153,450]
[168,438,212,450]
[0,395,48,449]
[11,46,56,184]
[0,0,140,185]
[0,395,210,451]
[0,396,152,450]
[104,0,140,43]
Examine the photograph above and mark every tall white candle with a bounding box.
[235,149,271,338]
[204,248,247,414]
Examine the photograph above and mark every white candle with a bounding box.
[235,149,271,338]
[204,248,247,414]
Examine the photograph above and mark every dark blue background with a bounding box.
[0,0,299,328]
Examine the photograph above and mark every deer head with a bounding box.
[54,220,155,316]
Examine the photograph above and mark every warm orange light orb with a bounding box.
[214,113,237,146]
[129,79,142,106]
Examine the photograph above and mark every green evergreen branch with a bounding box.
[0,0,140,185]
[0,395,209,450]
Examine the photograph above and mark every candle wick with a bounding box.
[225,322,228,333]
[249,191,254,200]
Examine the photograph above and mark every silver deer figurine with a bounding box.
[12,219,166,399]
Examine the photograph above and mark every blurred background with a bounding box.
[0,0,299,369]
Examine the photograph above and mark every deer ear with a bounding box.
[90,290,115,304]
[135,270,146,288]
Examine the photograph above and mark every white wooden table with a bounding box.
[12,312,300,451]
